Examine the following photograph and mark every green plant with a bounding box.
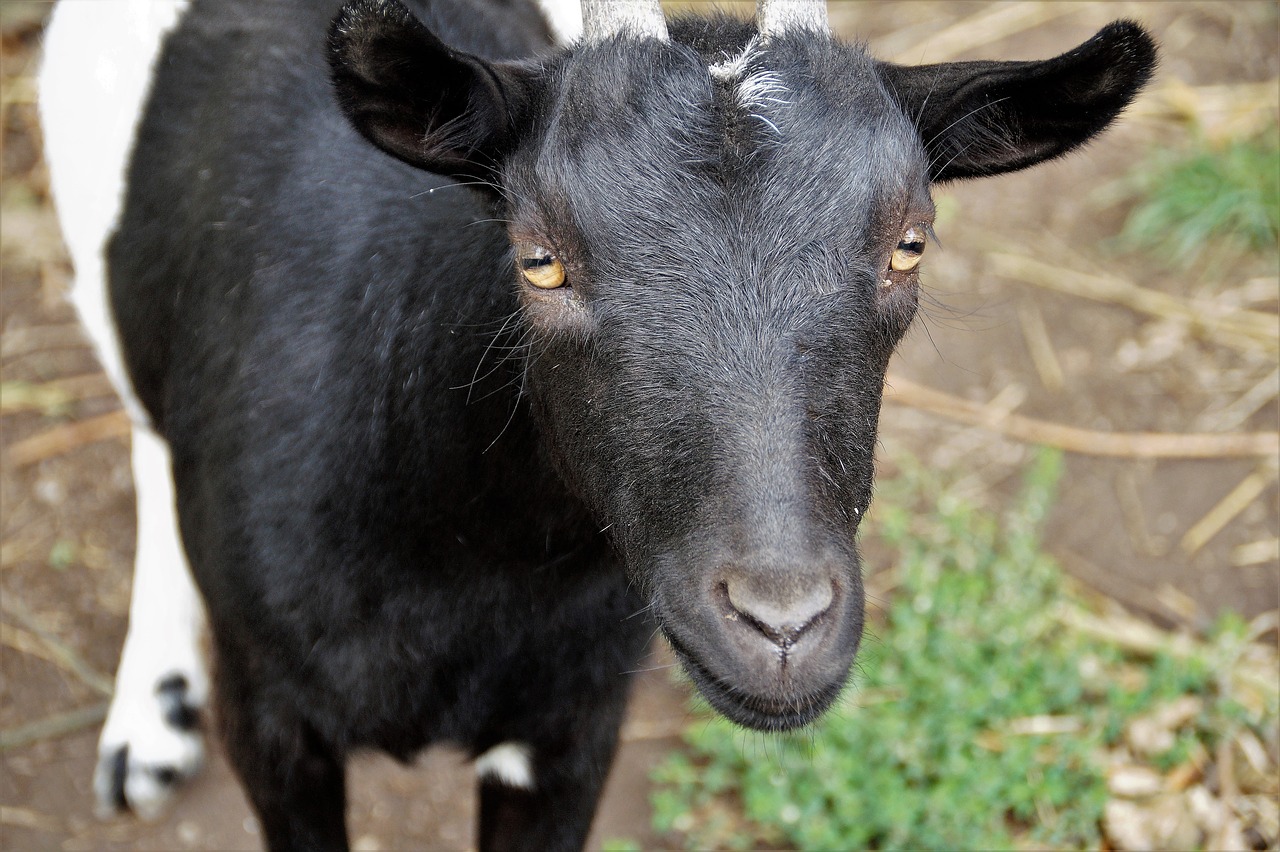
[651,450,1266,851]
[1116,129,1279,269]
[599,838,644,852]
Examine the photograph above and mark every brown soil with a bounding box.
[3,2,1276,850]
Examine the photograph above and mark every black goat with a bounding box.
[39,0,1156,848]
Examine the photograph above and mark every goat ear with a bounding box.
[329,0,537,183]
[878,20,1157,182]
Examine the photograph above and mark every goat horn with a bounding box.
[581,0,669,42]
[756,0,829,37]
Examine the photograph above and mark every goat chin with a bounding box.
[668,634,851,733]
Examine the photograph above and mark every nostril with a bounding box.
[719,578,834,648]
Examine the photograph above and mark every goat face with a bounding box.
[502,34,926,730]
[330,1,1155,730]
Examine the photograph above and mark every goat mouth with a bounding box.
[663,631,844,732]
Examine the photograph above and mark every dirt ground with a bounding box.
[2,2,1277,850]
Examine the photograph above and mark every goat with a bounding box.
[39,0,1156,848]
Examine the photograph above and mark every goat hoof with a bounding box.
[93,672,205,821]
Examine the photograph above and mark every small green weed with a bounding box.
[1116,130,1279,269]
[599,839,644,852]
[48,539,78,571]
[651,450,1272,850]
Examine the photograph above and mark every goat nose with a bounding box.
[722,577,834,648]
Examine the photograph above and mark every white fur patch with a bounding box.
[708,37,790,136]
[737,69,790,111]
[40,0,190,427]
[710,36,758,81]
[534,0,583,45]
[475,742,536,790]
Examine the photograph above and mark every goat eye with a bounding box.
[517,246,566,289]
[890,226,926,272]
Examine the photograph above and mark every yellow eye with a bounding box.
[518,246,566,289]
[890,226,926,272]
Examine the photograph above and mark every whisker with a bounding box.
[459,307,524,403]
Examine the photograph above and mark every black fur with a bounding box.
[156,673,201,731]
[104,0,1156,848]
[107,746,129,813]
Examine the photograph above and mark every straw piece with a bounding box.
[1054,603,1278,701]
[1,375,117,414]
[989,253,1278,354]
[6,410,130,467]
[887,2,1079,64]
[1232,538,1280,568]
[1196,367,1280,433]
[1,623,64,669]
[1125,77,1280,143]
[0,805,64,833]
[0,597,114,697]
[1017,302,1064,392]
[0,323,86,359]
[1180,462,1279,555]
[620,717,694,742]
[0,703,108,752]
[885,375,1280,459]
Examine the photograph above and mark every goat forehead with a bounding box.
[529,38,925,253]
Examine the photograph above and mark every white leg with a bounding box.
[93,426,209,821]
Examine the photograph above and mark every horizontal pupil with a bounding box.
[521,256,555,269]
[898,241,925,253]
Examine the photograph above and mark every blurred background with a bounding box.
[2,1,1276,849]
